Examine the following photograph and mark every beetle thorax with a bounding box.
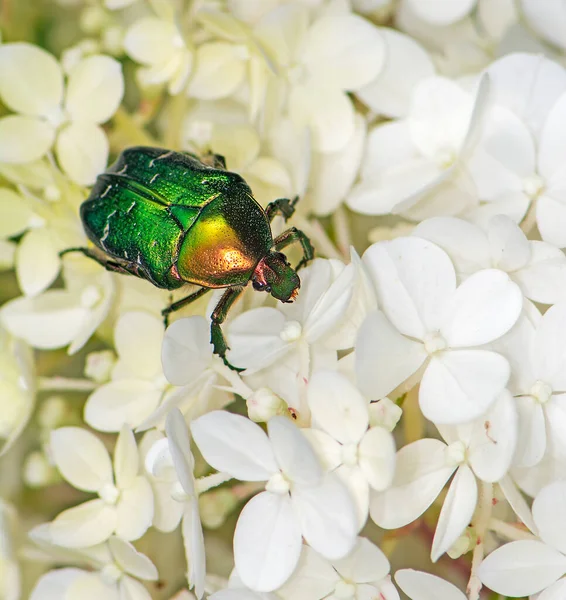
[252,252,300,303]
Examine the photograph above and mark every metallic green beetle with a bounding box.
[63,146,314,368]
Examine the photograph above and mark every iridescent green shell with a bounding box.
[80,147,273,289]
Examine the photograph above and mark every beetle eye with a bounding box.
[265,286,271,293]
[253,280,265,291]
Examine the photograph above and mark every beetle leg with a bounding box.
[161,286,211,327]
[210,286,245,371]
[273,227,315,270]
[265,196,299,222]
[59,247,143,277]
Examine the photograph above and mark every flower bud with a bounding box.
[85,350,116,383]
[369,397,402,431]
[246,387,286,422]
[23,451,55,487]
[447,527,475,559]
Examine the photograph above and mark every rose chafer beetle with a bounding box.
[63,146,314,368]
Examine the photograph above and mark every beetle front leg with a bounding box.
[265,196,299,222]
[273,227,315,270]
[161,286,210,327]
[210,286,244,371]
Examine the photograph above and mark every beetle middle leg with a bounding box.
[161,286,211,327]
[265,196,299,222]
[60,247,143,277]
[210,286,245,371]
[273,227,315,270]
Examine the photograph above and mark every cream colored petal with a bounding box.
[65,55,124,124]
[56,122,108,185]
[124,18,180,66]
[16,228,61,297]
[0,188,33,238]
[0,43,63,116]
[0,240,16,269]
[0,116,55,163]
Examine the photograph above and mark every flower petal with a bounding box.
[0,116,55,163]
[188,42,245,100]
[331,537,390,583]
[115,476,154,541]
[115,311,163,379]
[532,481,566,554]
[395,569,466,600]
[56,122,108,185]
[109,537,158,581]
[514,241,566,304]
[358,426,396,491]
[49,499,117,547]
[16,228,61,297]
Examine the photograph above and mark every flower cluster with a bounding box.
[3,1,566,599]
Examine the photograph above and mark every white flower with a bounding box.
[0,502,20,600]
[395,569,466,600]
[371,391,517,561]
[45,425,153,547]
[521,0,566,51]
[191,411,358,591]
[479,480,566,597]
[413,215,566,304]
[0,43,123,184]
[356,237,522,424]
[405,0,477,26]
[303,370,396,527]
[29,537,158,600]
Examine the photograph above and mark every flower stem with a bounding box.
[38,377,97,392]
[213,362,253,398]
[196,471,233,494]
[487,518,538,542]
[467,481,493,600]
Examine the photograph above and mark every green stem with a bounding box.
[38,377,97,392]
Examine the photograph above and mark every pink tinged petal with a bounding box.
[301,15,385,91]
[182,500,206,598]
[363,237,456,338]
[395,569,467,600]
[487,214,530,271]
[166,408,197,496]
[533,481,566,554]
[537,194,566,248]
[408,0,475,25]
[487,54,566,137]
[268,416,322,485]
[514,241,566,304]
[50,499,117,547]
[114,425,138,489]
[30,569,85,600]
[370,439,455,529]
[307,371,368,444]
[355,310,427,399]
[84,381,162,433]
[413,217,491,276]
[292,472,358,559]
[431,465,477,561]
[114,312,163,378]
[420,351,510,424]
[16,228,61,297]
[533,303,566,388]
[162,317,213,386]
[441,270,522,347]
[0,115,55,163]
[115,476,154,541]
[357,28,435,119]
[478,540,566,596]
[467,391,517,481]
[358,426,396,491]
[498,475,538,534]
[513,396,546,468]
[50,427,112,491]
[56,121,109,186]
[188,42,245,100]
[332,537,390,583]
[0,42,63,115]
[226,308,288,372]
[109,537,158,580]
[191,411,277,480]
[234,492,302,591]
[277,546,337,600]
[65,55,124,123]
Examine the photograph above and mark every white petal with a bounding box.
[124,18,180,66]
[487,214,530,272]
[363,237,456,338]
[182,499,206,598]
[420,351,509,424]
[332,536,390,583]
[191,411,277,480]
[431,465,477,561]
[478,540,566,596]
[533,481,566,554]
[514,241,566,304]
[65,55,124,123]
[56,122,108,185]
[307,370,368,445]
[301,15,384,91]
[395,569,466,600]
[370,439,455,529]
[357,28,435,119]
[268,416,322,485]
[441,270,522,347]
[234,492,302,591]
[16,228,60,296]
[114,425,138,490]
[533,303,566,389]
[539,578,566,600]
[166,408,196,496]
[188,43,245,100]
[358,426,396,491]
[537,194,566,248]
[115,477,154,541]
[50,427,112,491]
[30,569,84,600]
[0,42,63,115]
[539,91,566,180]
[355,310,427,400]
[498,475,538,534]
[0,115,55,163]
[109,537,158,581]
[68,573,118,600]
[409,0,476,25]
[114,312,163,378]
[521,0,566,51]
[292,472,358,559]
[50,499,117,547]
[277,546,337,600]
[513,397,546,469]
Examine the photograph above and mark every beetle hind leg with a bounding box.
[273,227,315,270]
[210,286,245,372]
[265,196,299,222]
[161,286,210,327]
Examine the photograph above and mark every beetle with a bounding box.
[62,146,314,369]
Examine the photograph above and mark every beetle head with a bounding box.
[252,251,300,303]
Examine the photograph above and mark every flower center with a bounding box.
[280,320,302,343]
[265,472,290,495]
[100,564,122,585]
[423,330,447,355]
[435,148,456,169]
[531,380,552,404]
[341,443,358,466]
[522,174,545,198]
[446,440,467,466]
[99,482,120,504]
[334,580,356,599]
